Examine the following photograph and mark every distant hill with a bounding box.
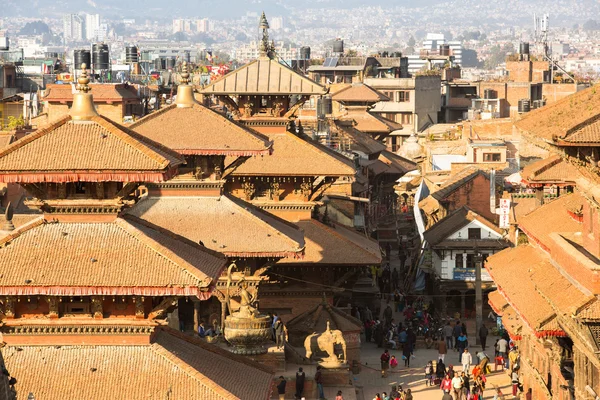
[3,0,599,21]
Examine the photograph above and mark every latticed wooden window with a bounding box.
[587,323,600,349]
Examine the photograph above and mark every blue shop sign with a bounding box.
[453,268,477,280]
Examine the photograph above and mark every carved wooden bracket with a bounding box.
[149,297,178,320]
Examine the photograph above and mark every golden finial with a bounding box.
[175,61,198,108]
[76,63,91,93]
[70,62,98,120]
[180,61,190,85]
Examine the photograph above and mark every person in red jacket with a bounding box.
[440,373,453,393]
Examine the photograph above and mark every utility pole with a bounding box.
[474,252,483,346]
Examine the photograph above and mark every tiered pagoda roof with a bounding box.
[520,155,578,186]
[201,56,326,96]
[278,219,381,266]
[225,130,356,177]
[125,194,305,258]
[331,83,390,103]
[0,114,183,183]
[129,103,272,156]
[0,216,225,298]
[1,327,273,400]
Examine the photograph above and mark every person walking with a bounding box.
[381,349,391,378]
[479,323,488,351]
[276,376,287,400]
[497,337,509,369]
[456,333,468,362]
[438,338,448,363]
[295,367,305,399]
[451,371,464,400]
[440,373,452,393]
[453,321,462,350]
[315,366,324,400]
[443,322,454,351]
[436,359,447,382]
[461,348,472,376]
[274,318,285,349]
[403,341,412,368]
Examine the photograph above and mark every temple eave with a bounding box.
[0,169,178,183]
[0,286,213,299]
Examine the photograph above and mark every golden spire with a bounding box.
[70,63,99,121]
[180,61,190,85]
[76,63,91,93]
[175,61,198,108]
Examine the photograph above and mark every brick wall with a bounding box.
[442,173,496,222]
[506,61,532,83]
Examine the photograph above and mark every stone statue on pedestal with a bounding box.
[304,321,347,368]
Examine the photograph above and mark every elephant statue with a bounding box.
[303,321,347,367]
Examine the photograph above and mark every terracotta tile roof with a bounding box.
[125,194,305,258]
[43,83,139,102]
[561,119,600,144]
[518,193,584,251]
[225,131,356,176]
[0,115,184,183]
[500,303,523,339]
[423,206,505,247]
[488,290,508,315]
[0,327,273,400]
[287,297,363,335]
[332,83,390,103]
[379,150,418,174]
[509,197,538,224]
[431,166,487,201]
[521,155,578,184]
[515,85,600,142]
[333,121,387,154]
[578,300,600,320]
[129,103,271,156]
[0,217,225,297]
[201,57,326,95]
[278,219,382,265]
[485,245,556,331]
[341,107,403,133]
[529,259,593,317]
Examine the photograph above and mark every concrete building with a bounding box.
[196,18,210,33]
[364,75,441,133]
[85,14,100,41]
[63,14,84,42]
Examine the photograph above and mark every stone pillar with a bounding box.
[460,291,467,320]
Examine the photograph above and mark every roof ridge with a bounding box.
[307,219,380,258]
[122,213,227,261]
[0,216,46,247]
[114,218,220,286]
[128,103,177,128]
[91,116,175,169]
[150,334,239,399]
